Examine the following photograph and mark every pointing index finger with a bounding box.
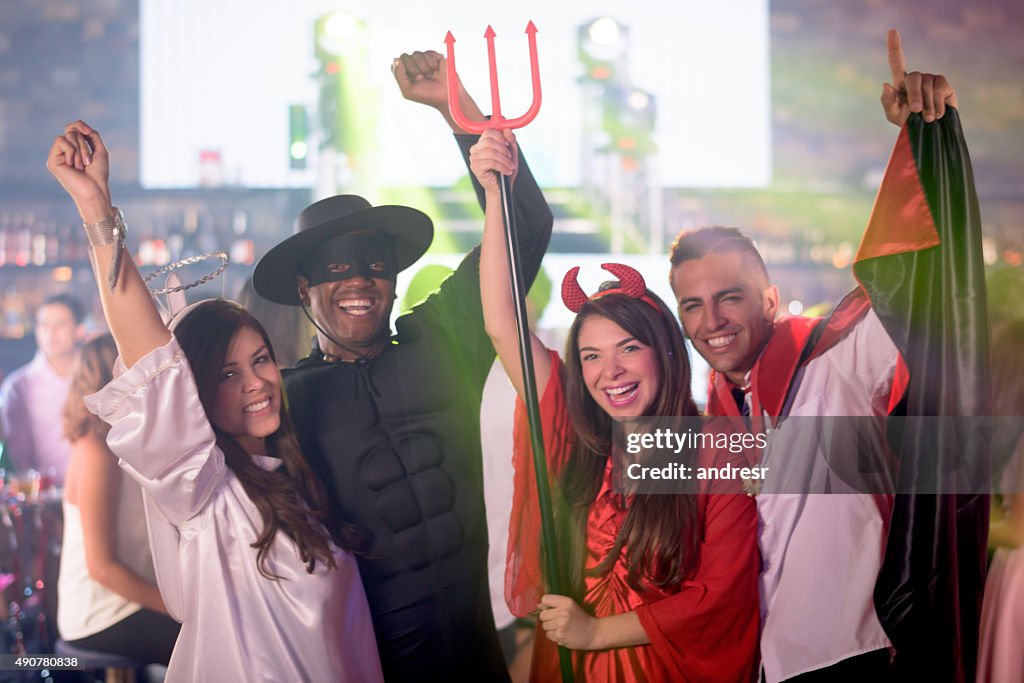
[887,29,906,86]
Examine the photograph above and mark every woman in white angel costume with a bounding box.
[46,120,383,682]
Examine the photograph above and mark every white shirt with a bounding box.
[480,361,517,631]
[57,477,154,640]
[0,350,75,483]
[756,309,898,682]
[86,338,382,683]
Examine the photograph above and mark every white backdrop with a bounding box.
[140,0,770,190]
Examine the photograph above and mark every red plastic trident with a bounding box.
[444,22,542,131]
[445,22,571,683]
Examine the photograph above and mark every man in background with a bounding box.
[0,293,85,485]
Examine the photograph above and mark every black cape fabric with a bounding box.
[284,135,552,683]
[855,110,990,682]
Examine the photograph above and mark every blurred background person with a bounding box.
[977,266,1024,683]
[236,279,314,369]
[57,334,179,671]
[0,293,85,485]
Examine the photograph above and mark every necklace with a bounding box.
[741,476,763,498]
[322,353,358,364]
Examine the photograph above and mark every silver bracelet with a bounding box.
[83,207,126,247]
[83,207,127,290]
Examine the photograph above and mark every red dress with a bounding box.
[507,351,759,682]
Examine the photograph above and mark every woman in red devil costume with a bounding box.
[471,129,760,682]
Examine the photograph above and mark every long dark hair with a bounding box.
[173,299,359,579]
[559,285,701,595]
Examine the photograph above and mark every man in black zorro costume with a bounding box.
[253,51,552,682]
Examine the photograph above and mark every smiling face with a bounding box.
[209,326,282,454]
[299,274,396,359]
[297,231,398,360]
[670,250,778,386]
[576,315,661,419]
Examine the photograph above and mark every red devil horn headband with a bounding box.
[600,263,647,298]
[560,266,588,313]
[560,263,656,313]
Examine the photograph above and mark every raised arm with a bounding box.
[393,49,553,387]
[471,129,551,398]
[72,432,169,615]
[46,121,169,367]
[393,48,552,277]
[392,49,484,133]
[866,32,989,682]
[880,29,957,126]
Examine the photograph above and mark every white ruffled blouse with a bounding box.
[86,337,382,683]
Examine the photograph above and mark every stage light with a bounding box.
[627,90,650,111]
[587,17,622,48]
[324,12,357,39]
[312,11,377,196]
[289,104,309,169]
[318,11,357,54]
[601,86,656,158]
[578,16,629,83]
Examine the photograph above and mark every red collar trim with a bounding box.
[706,291,874,421]
[705,316,818,420]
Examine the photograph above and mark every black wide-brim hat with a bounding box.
[252,194,433,305]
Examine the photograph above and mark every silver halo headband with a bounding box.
[143,251,230,295]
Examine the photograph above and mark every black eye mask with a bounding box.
[299,231,398,286]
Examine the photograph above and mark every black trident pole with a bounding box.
[445,22,571,682]
[499,174,574,683]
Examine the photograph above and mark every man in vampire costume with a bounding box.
[252,52,552,682]
[669,32,989,682]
